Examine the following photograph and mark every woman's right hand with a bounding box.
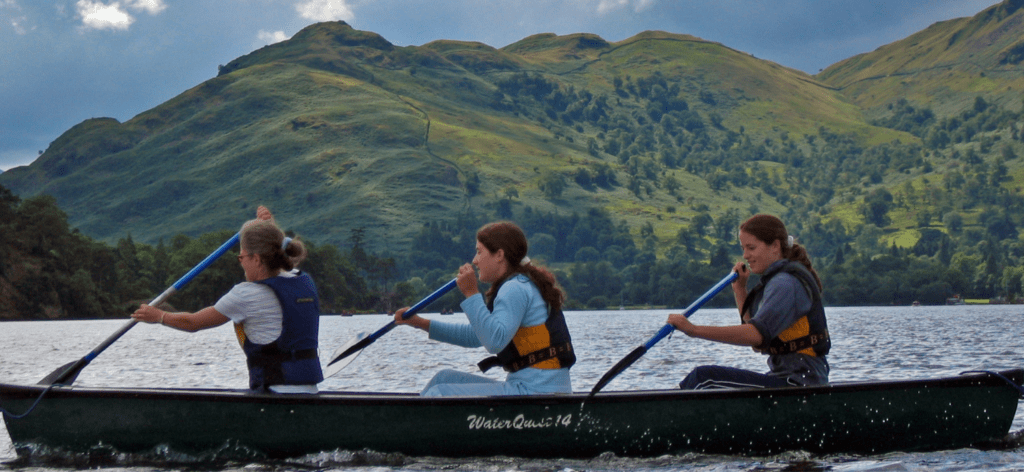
[456,263,479,298]
[732,260,749,290]
[256,205,274,221]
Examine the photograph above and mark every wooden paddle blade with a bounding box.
[588,345,648,397]
[324,331,368,377]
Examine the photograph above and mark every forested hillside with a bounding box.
[0,184,382,320]
[3,1,1024,318]
[0,22,885,252]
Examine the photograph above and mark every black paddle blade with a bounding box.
[588,345,648,397]
[38,360,85,386]
[326,336,375,367]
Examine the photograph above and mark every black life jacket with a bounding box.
[477,275,576,373]
[741,261,830,357]
[236,272,324,390]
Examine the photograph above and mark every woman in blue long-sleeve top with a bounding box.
[394,221,576,397]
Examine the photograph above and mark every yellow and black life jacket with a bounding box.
[477,278,576,373]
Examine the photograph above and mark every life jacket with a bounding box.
[741,261,830,357]
[234,272,324,390]
[477,276,576,373]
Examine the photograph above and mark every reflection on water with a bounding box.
[1,305,1022,470]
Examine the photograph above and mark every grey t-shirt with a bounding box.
[748,261,830,385]
[214,271,298,344]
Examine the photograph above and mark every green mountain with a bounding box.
[818,0,1024,117]
[6,2,1024,313]
[3,1,1024,287]
[0,22,893,252]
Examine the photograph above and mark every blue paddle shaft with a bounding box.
[589,270,740,397]
[94,233,241,355]
[405,278,459,318]
[48,232,241,384]
[326,278,459,367]
[643,271,738,350]
[172,233,241,291]
[369,278,459,341]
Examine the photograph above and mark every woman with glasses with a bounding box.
[131,206,323,393]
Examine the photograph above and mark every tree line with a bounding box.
[5,177,1024,323]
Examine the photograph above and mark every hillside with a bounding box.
[0,22,890,252]
[4,8,1024,310]
[818,0,1024,117]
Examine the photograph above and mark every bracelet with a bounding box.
[159,312,165,325]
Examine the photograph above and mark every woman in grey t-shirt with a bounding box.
[131,206,321,392]
[667,214,830,390]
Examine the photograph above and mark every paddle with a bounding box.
[324,278,458,377]
[38,233,241,386]
[588,270,738,397]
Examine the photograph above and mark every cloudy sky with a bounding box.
[0,0,1000,171]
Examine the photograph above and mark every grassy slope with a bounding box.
[810,0,1024,247]
[817,0,1024,116]
[0,22,943,252]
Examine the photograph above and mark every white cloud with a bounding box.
[1,0,29,34]
[295,0,354,22]
[77,0,134,30]
[7,16,28,35]
[593,0,656,15]
[258,29,290,45]
[127,0,167,15]
[595,0,625,14]
[632,0,655,13]
[74,0,165,31]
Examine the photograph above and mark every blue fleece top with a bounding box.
[428,274,572,395]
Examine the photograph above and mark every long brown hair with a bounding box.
[476,221,564,312]
[739,214,822,291]
[240,220,307,272]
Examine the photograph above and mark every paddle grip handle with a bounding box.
[643,271,738,350]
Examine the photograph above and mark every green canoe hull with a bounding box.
[2,369,1021,458]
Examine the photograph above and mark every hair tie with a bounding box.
[281,237,292,251]
[786,235,794,248]
[520,256,531,266]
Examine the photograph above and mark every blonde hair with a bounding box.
[240,220,307,272]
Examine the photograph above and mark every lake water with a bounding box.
[1,305,1022,471]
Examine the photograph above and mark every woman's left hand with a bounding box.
[667,313,697,337]
[132,304,165,324]
[394,306,430,331]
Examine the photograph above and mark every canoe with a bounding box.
[2,369,1022,459]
